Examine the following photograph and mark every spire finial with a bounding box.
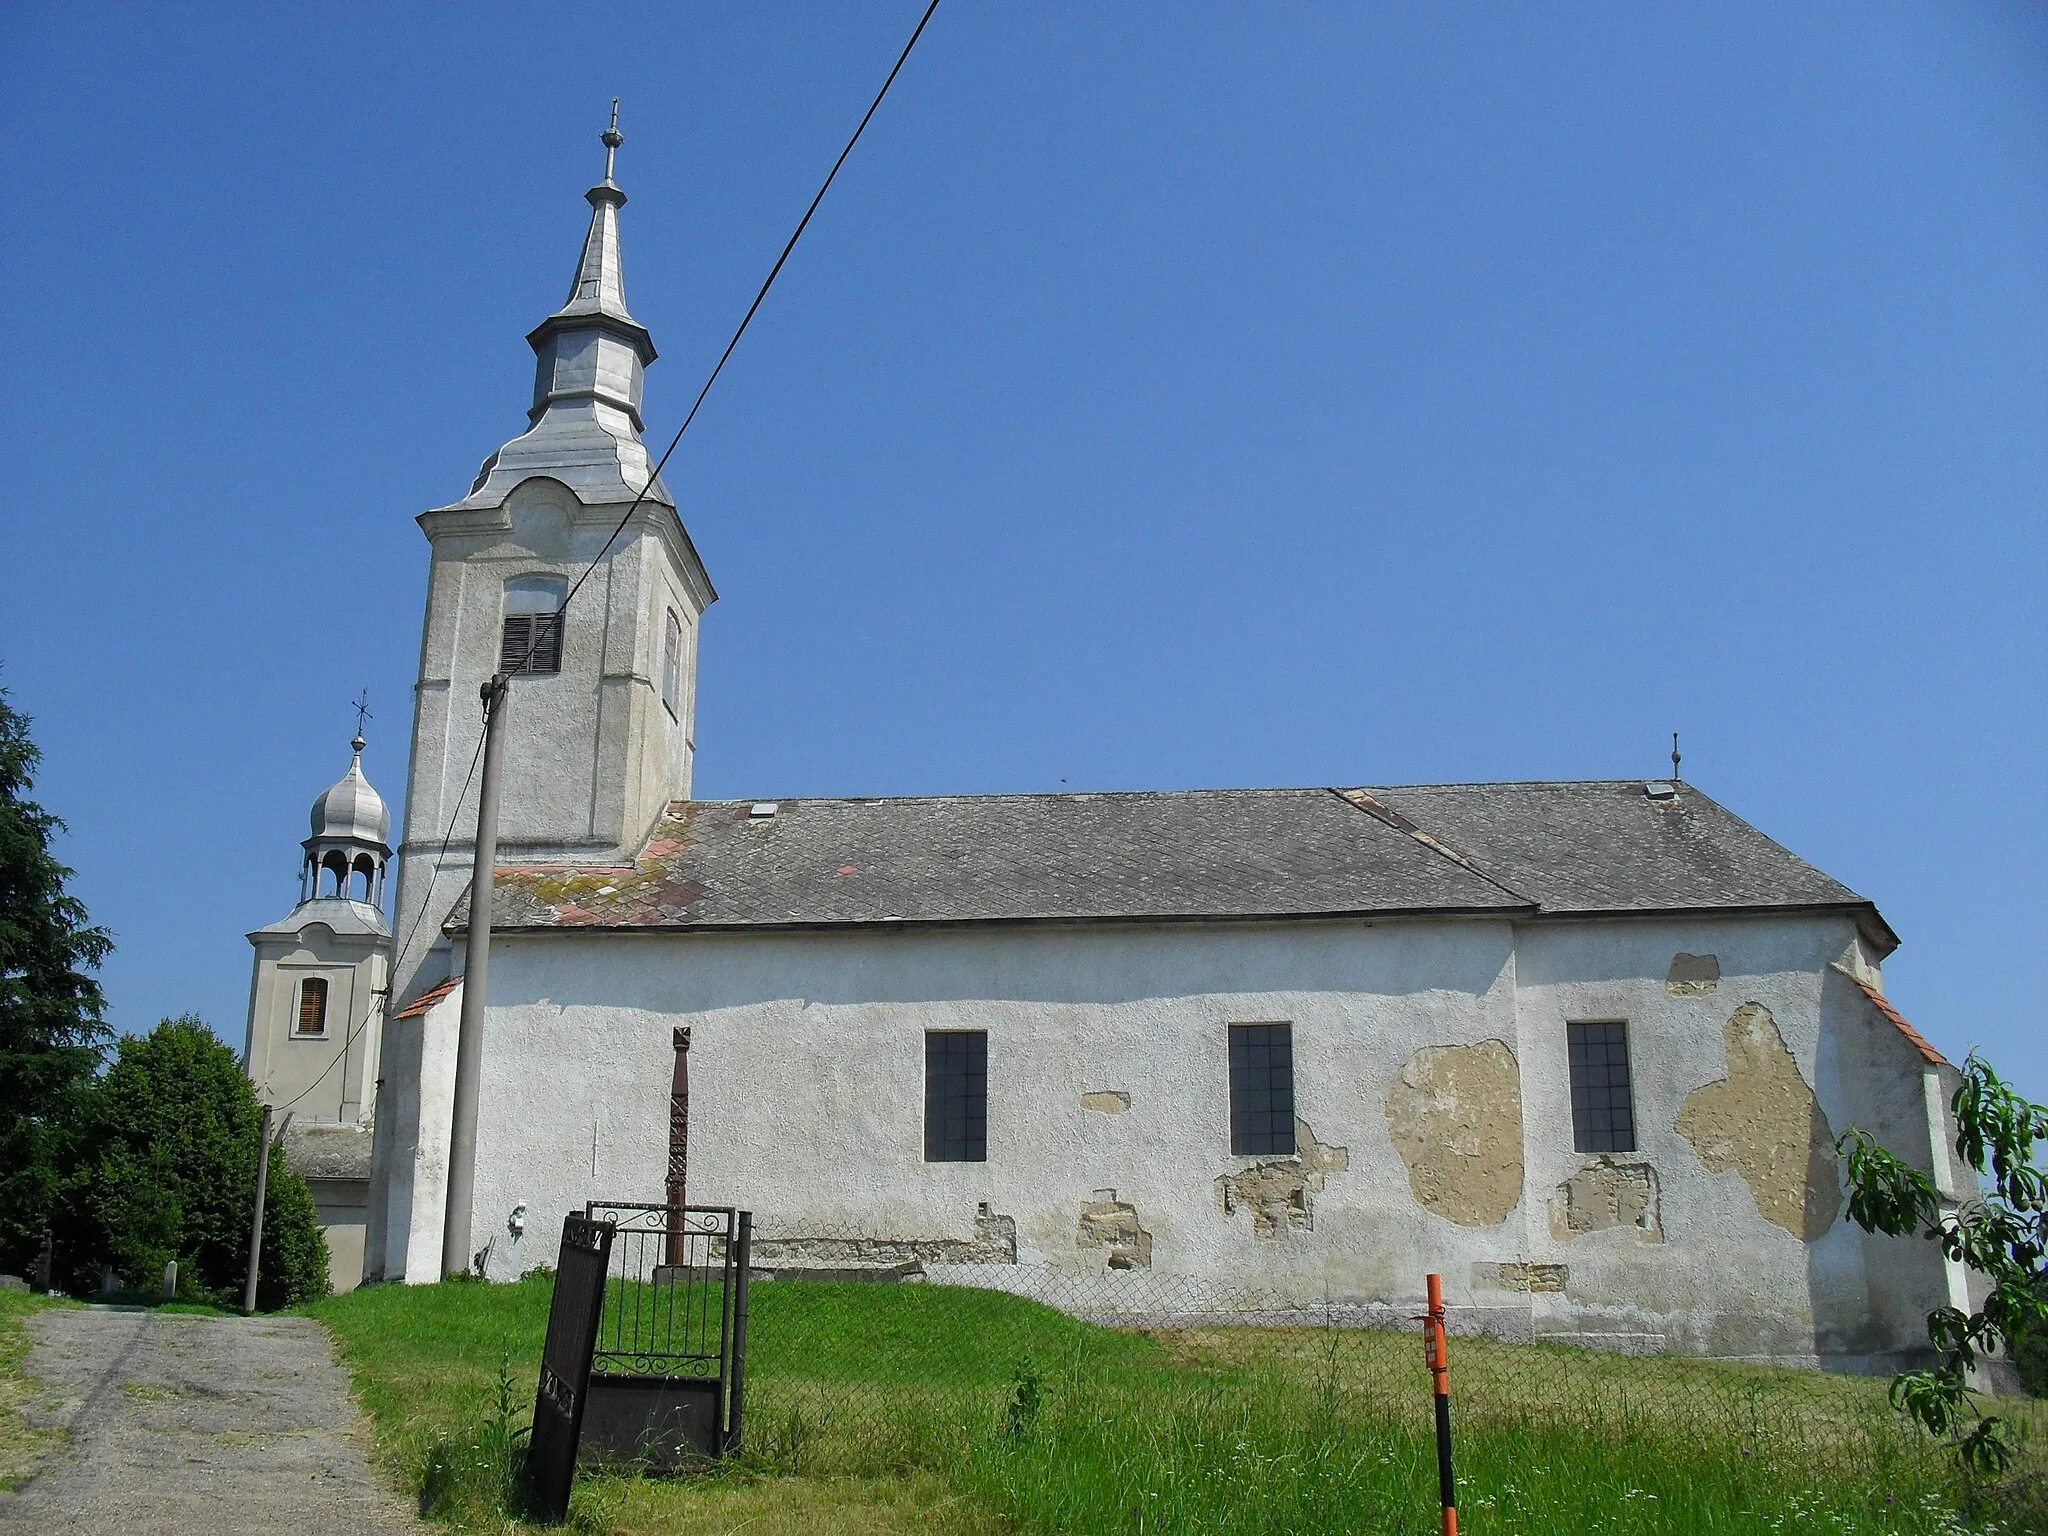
[351,690,372,756]
[602,98,623,184]
[1671,731,1681,781]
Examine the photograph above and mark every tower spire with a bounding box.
[444,103,672,512]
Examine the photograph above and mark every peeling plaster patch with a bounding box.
[1077,1189,1153,1269]
[1676,1003,1840,1239]
[1550,1158,1662,1243]
[1081,1090,1132,1114]
[1666,953,1720,997]
[753,1202,1017,1273]
[1472,1261,1567,1293]
[1384,1041,1524,1227]
[1216,1118,1350,1237]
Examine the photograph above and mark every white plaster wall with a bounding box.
[371,982,462,1284]
[411,912,1943,1365]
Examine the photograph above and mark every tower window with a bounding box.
[1568,1021,1637,1153]
[662,609,682,717]
[296,977,330,1037]
[1229,1023,1295,1156]
[924,1031,987,1162]
[501,577,567,676]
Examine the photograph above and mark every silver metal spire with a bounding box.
[439,106,671,513]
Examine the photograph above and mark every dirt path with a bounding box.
[0,1305,419,1535]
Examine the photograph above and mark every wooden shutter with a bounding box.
[297,977,329,1035]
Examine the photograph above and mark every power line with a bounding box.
[272,3,945,1118]
[507,0,944,676]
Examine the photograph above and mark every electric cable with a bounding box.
[292,2,948,1117]
[505,0,944,676]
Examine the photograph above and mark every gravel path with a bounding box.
[0,1305,419,1534]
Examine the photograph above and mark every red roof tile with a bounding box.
[1838,967,1947,1067]
[394,975,460,1020]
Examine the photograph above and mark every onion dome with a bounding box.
[309,735,391,851]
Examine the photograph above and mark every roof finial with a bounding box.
[1671,731,1681,781]
[351,689,372,756]
[602,98,623,184]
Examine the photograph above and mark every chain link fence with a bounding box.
[721,1217,2044,1528]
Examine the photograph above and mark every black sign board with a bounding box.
[527,1213,614,1522]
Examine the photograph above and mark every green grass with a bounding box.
[309,1276,2044,1535]
[0,1287,72,1492]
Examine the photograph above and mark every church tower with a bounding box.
[389,113,716,1005]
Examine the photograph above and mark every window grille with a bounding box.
[1568,1021,1637,1153]
[1229,1022,1295,1156]
[662,610,682,716]
[296,977,329,1036]
[924,1031,987,1162]
[502,577,567,675]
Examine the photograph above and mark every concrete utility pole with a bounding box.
[243,1103,275,1314]
[442,673,511,1278]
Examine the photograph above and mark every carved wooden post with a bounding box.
[665,1026,690,1267]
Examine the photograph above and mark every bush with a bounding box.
[66,1016,327,1308]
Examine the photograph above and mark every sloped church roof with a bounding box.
[458,780,1893,952]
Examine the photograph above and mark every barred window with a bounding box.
[1568,1021,1637,1153]
[296,977,329,1036]
[924,1031,986,1162]
[662,609,682,716]
[1229,1023,1295,1156]
[501,577,566,675]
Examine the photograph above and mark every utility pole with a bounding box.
[243,1103,275,1314]
[442,673,511,1278]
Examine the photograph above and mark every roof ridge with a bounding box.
[674,779,1689,808]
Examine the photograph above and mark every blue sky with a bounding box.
[1,4,2042,1098]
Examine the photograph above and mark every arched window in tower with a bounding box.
[321,849,350,898]
[501,577,567,675]
[296,977,329,1036]
[662,609,682,717]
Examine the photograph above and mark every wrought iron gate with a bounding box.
[578,1203,751,1471]
[529,1213,613,1521]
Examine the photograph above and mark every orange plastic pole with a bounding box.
[1424,1273,1457,1536]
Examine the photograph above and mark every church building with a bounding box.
[261,123,1969,1369]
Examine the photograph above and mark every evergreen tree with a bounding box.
[0,683,112,1273]
[71,1016,328,1309]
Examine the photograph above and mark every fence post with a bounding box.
[1424,1272,1457,1536]
[725,1211,751,1455]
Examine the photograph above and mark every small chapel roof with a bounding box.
[458,780,1894,952]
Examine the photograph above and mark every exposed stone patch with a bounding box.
[1472,1261,1567,1293]
[1666,953,1720,997]
[1384,1041,1524,1227]
[1550,1157,1662,1242]
[1676,1003,1840,1239]
[1216,1118,1350,1237]
[1081,1090,1132,1114]
[753,1202,1017,1273]
[1077,1189,1153,1269]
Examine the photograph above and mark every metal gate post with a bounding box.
[724,1212,752,1453]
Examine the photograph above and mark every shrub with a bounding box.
[67,1016,327,1308]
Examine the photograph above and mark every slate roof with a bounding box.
[456,781,1892,950]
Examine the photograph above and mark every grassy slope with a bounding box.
[0,1289,69,1492]
[310,1277,2041,1536]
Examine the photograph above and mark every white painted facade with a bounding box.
[371,908,1957,1371]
